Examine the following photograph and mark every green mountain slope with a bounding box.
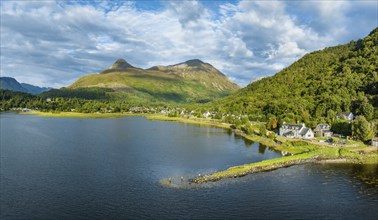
[43,59,239,103]
[210,27,378,125]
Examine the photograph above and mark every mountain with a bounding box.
[147,59,233,91]
[20,83,51,95]
[0,77,28,93]
[43,59,239,103]
[100,58,140,74]
[0,77,51,94]
[210,27,378,126]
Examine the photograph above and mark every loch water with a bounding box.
[1,113,377,219]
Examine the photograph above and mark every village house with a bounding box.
[160,109,169,115]
[314,124,333,137]
[203,111,211,118]
[279,122,314,139]
[372,138,378,147]
[10,107,31,112]
[339,112,354,121]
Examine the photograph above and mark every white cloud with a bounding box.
[0,0,377,88]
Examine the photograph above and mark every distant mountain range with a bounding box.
[41,59,239,103]
[0,77,52,95]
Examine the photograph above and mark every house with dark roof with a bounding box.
[339,112,354,121]
[314,124,333,137]
[279,123,314,139]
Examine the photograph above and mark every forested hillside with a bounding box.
[209,28,377,127]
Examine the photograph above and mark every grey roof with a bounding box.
[340,112,352,117]
[300,128,311,135]
[315,124,330,130]
[282,124,304,130]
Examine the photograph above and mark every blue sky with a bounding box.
[1,0,377,88]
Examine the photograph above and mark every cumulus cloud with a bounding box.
[0,0,377,87]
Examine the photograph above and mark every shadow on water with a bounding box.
[258,144,267,154]
[243,138,254,147]
[345,163,378,187]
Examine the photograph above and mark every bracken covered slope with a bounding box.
[44,59,239,103]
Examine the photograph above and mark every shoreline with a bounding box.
[188,155,376,184]
[20,110,145,118]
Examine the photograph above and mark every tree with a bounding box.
[244,123,254,135]
[360,102,374,121]
[259,124,267,136]
[113,106,121,112]
[234,119,242,129]
[331,120,352,136]
[326,109,337,123]
[352,116,374,142]
[267,118,278,130]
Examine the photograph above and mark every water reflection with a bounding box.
[243,138,254,147]
[258,144,267,154]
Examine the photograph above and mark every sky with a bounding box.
[1,0,377,88]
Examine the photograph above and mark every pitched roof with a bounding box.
[315,124,330,130]
[340,112,352,117]
[282,124,304,130]
[300,128,311,135]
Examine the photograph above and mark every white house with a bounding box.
[203,111,211,118]
[339,112,354,121]
[314,124,333,137]
[279,123,314,139]
[372,138,378,147]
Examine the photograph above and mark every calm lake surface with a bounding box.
[1,113,377,219]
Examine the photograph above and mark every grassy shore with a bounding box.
[22,110,145,118]
[190,145,378,184]
[145,114,232,129]
[190,152,319,184]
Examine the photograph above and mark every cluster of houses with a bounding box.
[279,123,315,139]
[278,112,377,147]
[279,112,356,140]
[9,107,31,112]
[279,122,334,140]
